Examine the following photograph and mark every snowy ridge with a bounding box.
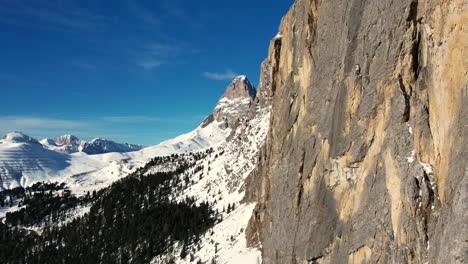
[2,132,39,144]
[0,120,230,192]
[153,106,270,264]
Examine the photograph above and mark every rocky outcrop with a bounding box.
[50,134,83,153]
[246,0,467,263]
[222,75,256,100]
[53,135,81,148]
[202,76,257,129]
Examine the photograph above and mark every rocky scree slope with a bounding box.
[245,0,467,263]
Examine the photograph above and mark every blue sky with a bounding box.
[0,0,293,145]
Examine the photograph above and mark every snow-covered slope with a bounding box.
[0,120,231,192]
[3,131,39,144]
[0,75,260,193]
[0,133,70,189]
[0,133,119,190]
[148,100,270,263]
[0,75,271,263]
[166,106,270,264]
[60,120,232,196]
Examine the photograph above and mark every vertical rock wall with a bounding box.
[246,0,467,263]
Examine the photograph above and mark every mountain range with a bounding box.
[0,0,466,263]
[0,74,268,263]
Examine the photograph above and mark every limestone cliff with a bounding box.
[245,0,467,263]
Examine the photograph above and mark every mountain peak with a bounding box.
[80,138,144,155]
[54,134,80,145]
[2,131,39,144]
[222,75,256,100]
[201,75,257,129]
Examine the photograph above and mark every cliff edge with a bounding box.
[245,0,467,263]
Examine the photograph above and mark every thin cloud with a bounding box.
[0,116,144,142]
[71,62,97,70]
[135,41,196,70]
[0,2,110,32]
[137,60,163,70]
[127,0,201,29]
[145,43,181,57]
[125,1,163,27]
[203,70,238,80]
[0,115,208,145]
[161,0,202,29]
[101,116,164,123]
[0,116,90,130]
[101,115,197,124]
[0,116,91,139]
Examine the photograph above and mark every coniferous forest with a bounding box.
[0,149,218,264]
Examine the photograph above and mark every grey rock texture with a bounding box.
[222,75,256,100]
[53,135,81,147]
[52,134,83,153]
[245,0,467,263]
[201,76,258,129]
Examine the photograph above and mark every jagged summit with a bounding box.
[54,134,81,147]
[201,75,258,129]
[222,75,256,100]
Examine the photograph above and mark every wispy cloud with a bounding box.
[145,43,181,57]
[101,116,163,123]
[203,70,238,81]
[0,116,91,140]
[0,116,139,141]
[101,115,199,124]
[0,1,110,32]
[0,116,90,130]
[71,62,97,71]
[127,0,201,29]
[161,0,202,29]
[135,41,198,70]
[0,114,207,145]
[125,1,163,27]
[136,60,163,70]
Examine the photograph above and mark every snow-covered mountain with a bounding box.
[40,134,83,154]
[0,75,271,263]
[0,76,261,191]
[2,131,39,144]
[39,134,144,155]
[79,138,144,155]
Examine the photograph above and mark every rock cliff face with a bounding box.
[245,0,467,263]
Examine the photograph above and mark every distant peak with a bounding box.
[54,134,81,146]
[55,134,79,140]
[2,131,39,144]
[222,75,256,100]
